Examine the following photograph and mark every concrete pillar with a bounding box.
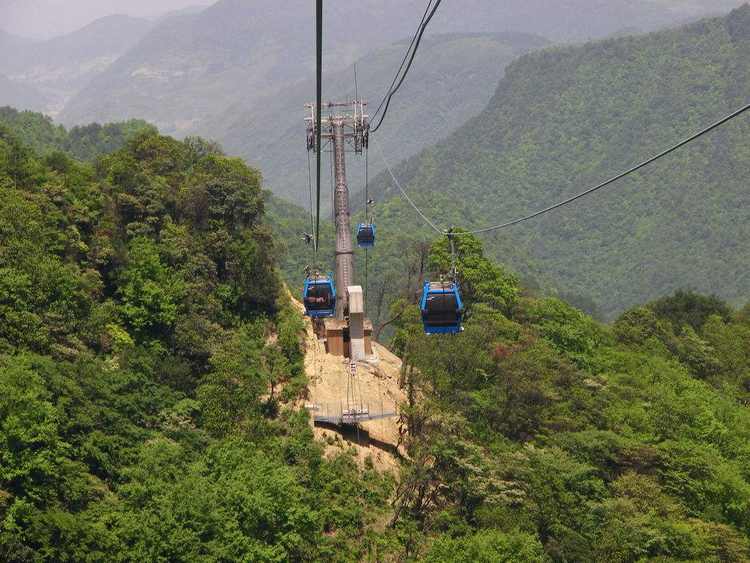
[347,286,366,361]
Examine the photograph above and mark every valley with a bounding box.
[1,1,750,560]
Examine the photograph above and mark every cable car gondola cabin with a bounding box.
[303,275,336,318]
[356,223,376,248]
[420,280,464,335]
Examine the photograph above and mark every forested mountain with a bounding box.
[364,5,750,320]
[0,15,153,116]
[0,107,155,161]
[3,3,750,560]
[386,234,750,562]
[0,76,48,113]
[3,111,750,559]
[0,30,31,51]
[208,32,547,204]
[0,116,397,559]
[57,0,744,138]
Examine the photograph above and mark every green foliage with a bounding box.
[517,297,604,368]
[389,230,750,560]
[430,231,520,314]
[0,123,395,560]
[0,107,154,161]
[118,237,184,335]
[367,6,750,319]
[426,529,546,562]
[649,290,733,333]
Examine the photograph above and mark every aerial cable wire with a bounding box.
[306,150,315,242]
[462,101,750,235]
[371,0,434,123]
[314,0,323,253]
[371,0,443,134]
[373,135,444,234]
[374,102,750,237]
[365,147,369,211]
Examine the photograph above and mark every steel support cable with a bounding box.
[306,150,315,246]
[365,147,369,212]
[462,102,750,235]
[374,102,750,242]
[371,0,434,123]
[448,229,457,279]
[373,136,444,234]
[363,147,370,310]
[364,248,369,310]
[314,0,323,252]
[371,0,442,133]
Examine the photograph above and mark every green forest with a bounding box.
[362,5,750,320]
[0,120,394,560]
[0,108,155,161]
[2,3,750,562]
[2,110,750,560]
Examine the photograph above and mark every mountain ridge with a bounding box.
[0,15,153,116]
[57,0,747,138]
[205,31,549,204]
[362,5,750,319]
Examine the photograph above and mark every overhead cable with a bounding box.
[371,0,434,123]
[373,136,444,234]
[314,0,323,252]
[370,0,442,133]
[376,102,750,237]
[463,102,750,234]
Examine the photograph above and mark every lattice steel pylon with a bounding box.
[306,100,369,320]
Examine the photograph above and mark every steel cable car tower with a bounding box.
[305,100,369,320]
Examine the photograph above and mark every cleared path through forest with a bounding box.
[293,299,405,473]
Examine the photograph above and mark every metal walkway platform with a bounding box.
[306,402,397,426]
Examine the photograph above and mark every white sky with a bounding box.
[0,0,212,39]
[0,0,742,40]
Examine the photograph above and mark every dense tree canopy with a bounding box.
[0,124,393,561]
[364,6,750,320]
[3,71,750,559]
[0,107,155,162]
[385,232,750,561]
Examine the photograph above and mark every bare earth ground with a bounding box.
[292,299,405,473]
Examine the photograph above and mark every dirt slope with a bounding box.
[294,299,405,473]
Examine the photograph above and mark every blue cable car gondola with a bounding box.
[303,274,336,318]
[420,280,464,335]
[356,223,376,248]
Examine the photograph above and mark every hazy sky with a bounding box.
[0,0,212,39]
[1,0,744,40]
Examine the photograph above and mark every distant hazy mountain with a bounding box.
[0,76,48,112]
[0,30,33,50]
[153,4,209,22]
[0,15,152,116]
[419,0,746,41]
[58,0,742,135]
[365,5,750,318]
[58,0,430,132]
[203,32,548,205]
[0,0,207,39]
